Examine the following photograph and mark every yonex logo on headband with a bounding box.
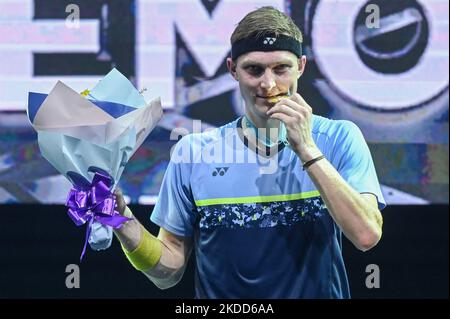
[263,37,276,45]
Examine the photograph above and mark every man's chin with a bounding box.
[252,104,272,118]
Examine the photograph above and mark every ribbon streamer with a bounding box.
[65,171,131,261]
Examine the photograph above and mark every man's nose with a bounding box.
[260,70,276,91]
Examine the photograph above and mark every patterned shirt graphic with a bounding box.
[198,193,326,229]
[151,116,386,298]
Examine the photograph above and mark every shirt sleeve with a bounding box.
[150,135,197,236]
[331,121,386,210]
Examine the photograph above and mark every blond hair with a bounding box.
[230,6,303,44]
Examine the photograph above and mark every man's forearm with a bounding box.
[301,151,383,251]
[113,208,185,289]
[113,207,143,251]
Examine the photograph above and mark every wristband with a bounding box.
[121,225,162,272]
[302,155,325,170]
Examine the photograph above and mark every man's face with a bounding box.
[227,51,306,119]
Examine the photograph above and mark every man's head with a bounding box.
[230,6,302,48]
[227,7,306,122]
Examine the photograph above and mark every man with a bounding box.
[114,6,385,298]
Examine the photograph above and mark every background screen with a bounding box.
[0,0,448,204]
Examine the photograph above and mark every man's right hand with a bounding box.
[114,187,127,216]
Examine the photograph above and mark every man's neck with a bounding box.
[243,112,281,146]
[245,112,278,130]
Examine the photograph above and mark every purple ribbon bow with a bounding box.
[65,171,131,261]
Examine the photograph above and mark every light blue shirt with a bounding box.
[151,115,385,298]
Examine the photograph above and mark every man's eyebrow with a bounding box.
[240,60,293,67]
[240,61,264,68]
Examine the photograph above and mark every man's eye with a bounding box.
[246,66,263,76]
[275,65,290,73]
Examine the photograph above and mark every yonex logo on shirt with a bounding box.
[212,167,229,176]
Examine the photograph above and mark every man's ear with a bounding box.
[298,55,307,78]
[227,57,238,81]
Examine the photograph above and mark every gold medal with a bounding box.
[267,95,288,104]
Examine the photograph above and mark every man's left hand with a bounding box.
[266,93,322,162]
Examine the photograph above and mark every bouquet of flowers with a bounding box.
[27,68,163,260]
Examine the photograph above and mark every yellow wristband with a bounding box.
[121,225,162,272]
[123,206,133,219]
